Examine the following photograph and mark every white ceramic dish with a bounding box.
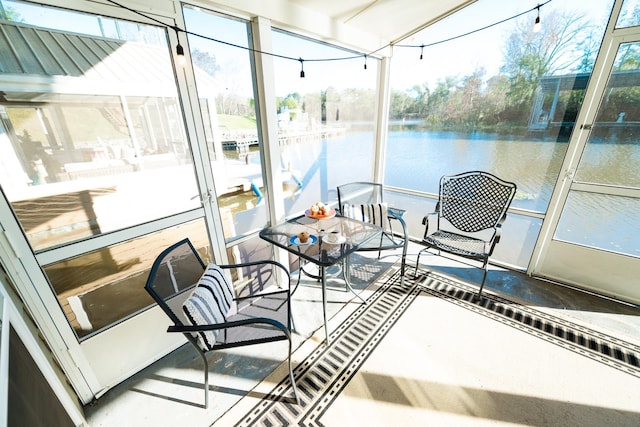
[289,234,318,246]
[323,234,346,244]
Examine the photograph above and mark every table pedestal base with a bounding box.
[293,256,366,344]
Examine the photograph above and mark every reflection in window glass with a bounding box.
[271,30,378,215]
[386,0,611,213]
[43,219,211,339]
[0,7,198,251]
[616,0,640,28]
[575,42,640,188]
[555,192,640,257]
[2,0,166,42]
[183,7,268,239]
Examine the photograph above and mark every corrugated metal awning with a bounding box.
[0,19,217,100]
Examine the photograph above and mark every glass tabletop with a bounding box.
[259,214,382,267]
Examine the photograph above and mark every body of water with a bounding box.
[271,129,638,257]
[383,130,567,212]
[274,130,567,213]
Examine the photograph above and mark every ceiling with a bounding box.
[289,0,475,44]
[206,0,476,53]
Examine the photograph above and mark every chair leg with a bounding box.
[196,349,209,409]
[294,265,302,292]
[414,248,427,278]
[477,259,489,297]
[343,256,366,304]
[400,238,408,279]
[288,288,297,333]
[287,334,300,405]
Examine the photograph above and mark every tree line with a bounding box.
[201,6,640,132]
[279,7,640,132]
[389,8,605,131]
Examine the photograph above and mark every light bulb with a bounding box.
[176,43,186,66]
[533,16,541,33]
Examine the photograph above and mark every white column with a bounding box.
[373,53,392,183]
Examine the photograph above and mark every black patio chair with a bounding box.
[144,238,300,408]
[337,182,408,278]
[416,171,517,296]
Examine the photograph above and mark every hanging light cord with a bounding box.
[395,1,551,49]
[104,0,552,69]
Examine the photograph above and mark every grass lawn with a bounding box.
[217,114,256,129]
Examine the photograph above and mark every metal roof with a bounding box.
[0,19,216,100]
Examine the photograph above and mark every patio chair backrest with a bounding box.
[438,171,517,233]
[337,181,383,208]
[342,202,388,229]
[144,238,207,333]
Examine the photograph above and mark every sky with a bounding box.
[389,0,614,90]
[4,0,617,96]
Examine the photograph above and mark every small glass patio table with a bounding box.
[259,213,382,344]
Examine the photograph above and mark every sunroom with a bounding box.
[0,0,638,425]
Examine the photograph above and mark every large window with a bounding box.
[44,220,210,339]
[271,30,379,215]
[555,40,640,258]
[0,1,204,338]
[183,6,268,239]
[0,3,198,251]
[385,0,612,268]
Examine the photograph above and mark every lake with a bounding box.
[254,128,638,257]
[271,130,567,214]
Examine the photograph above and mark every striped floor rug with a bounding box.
[233,267,640,426]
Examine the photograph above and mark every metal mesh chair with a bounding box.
[337,182,408,277]
[144,238,299,408]
[416,171,517,296]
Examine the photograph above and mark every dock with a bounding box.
[222,127,346,150]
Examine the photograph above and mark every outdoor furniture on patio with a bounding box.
[415,171,517,296]
[144,238,300,408]
[337,182,408,278]
[259,213,382,344]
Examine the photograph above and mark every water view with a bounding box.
[384,130,566,212]
[268,129,567,213]
[267,128,639,258]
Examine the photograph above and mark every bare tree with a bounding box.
[501,8,595,110]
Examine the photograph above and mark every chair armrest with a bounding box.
[234,289,290,303]
[218,259,288,273]
[387,208,409,242]
[218,259,291,291]
[422,210,438,237]
[387,206,406,218]
[387,208,408,235]
[168,316,289,335]
[491,212,508,246]
[422,211,437,229]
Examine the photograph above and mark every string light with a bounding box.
[174,27,186,66]
[533,5,542,33]
[105,0,552,77]
[395,1,551,50]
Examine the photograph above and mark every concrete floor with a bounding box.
[83,242,640,426]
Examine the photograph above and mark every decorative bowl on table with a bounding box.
[304,208,336,219]
[304,202,336,219]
